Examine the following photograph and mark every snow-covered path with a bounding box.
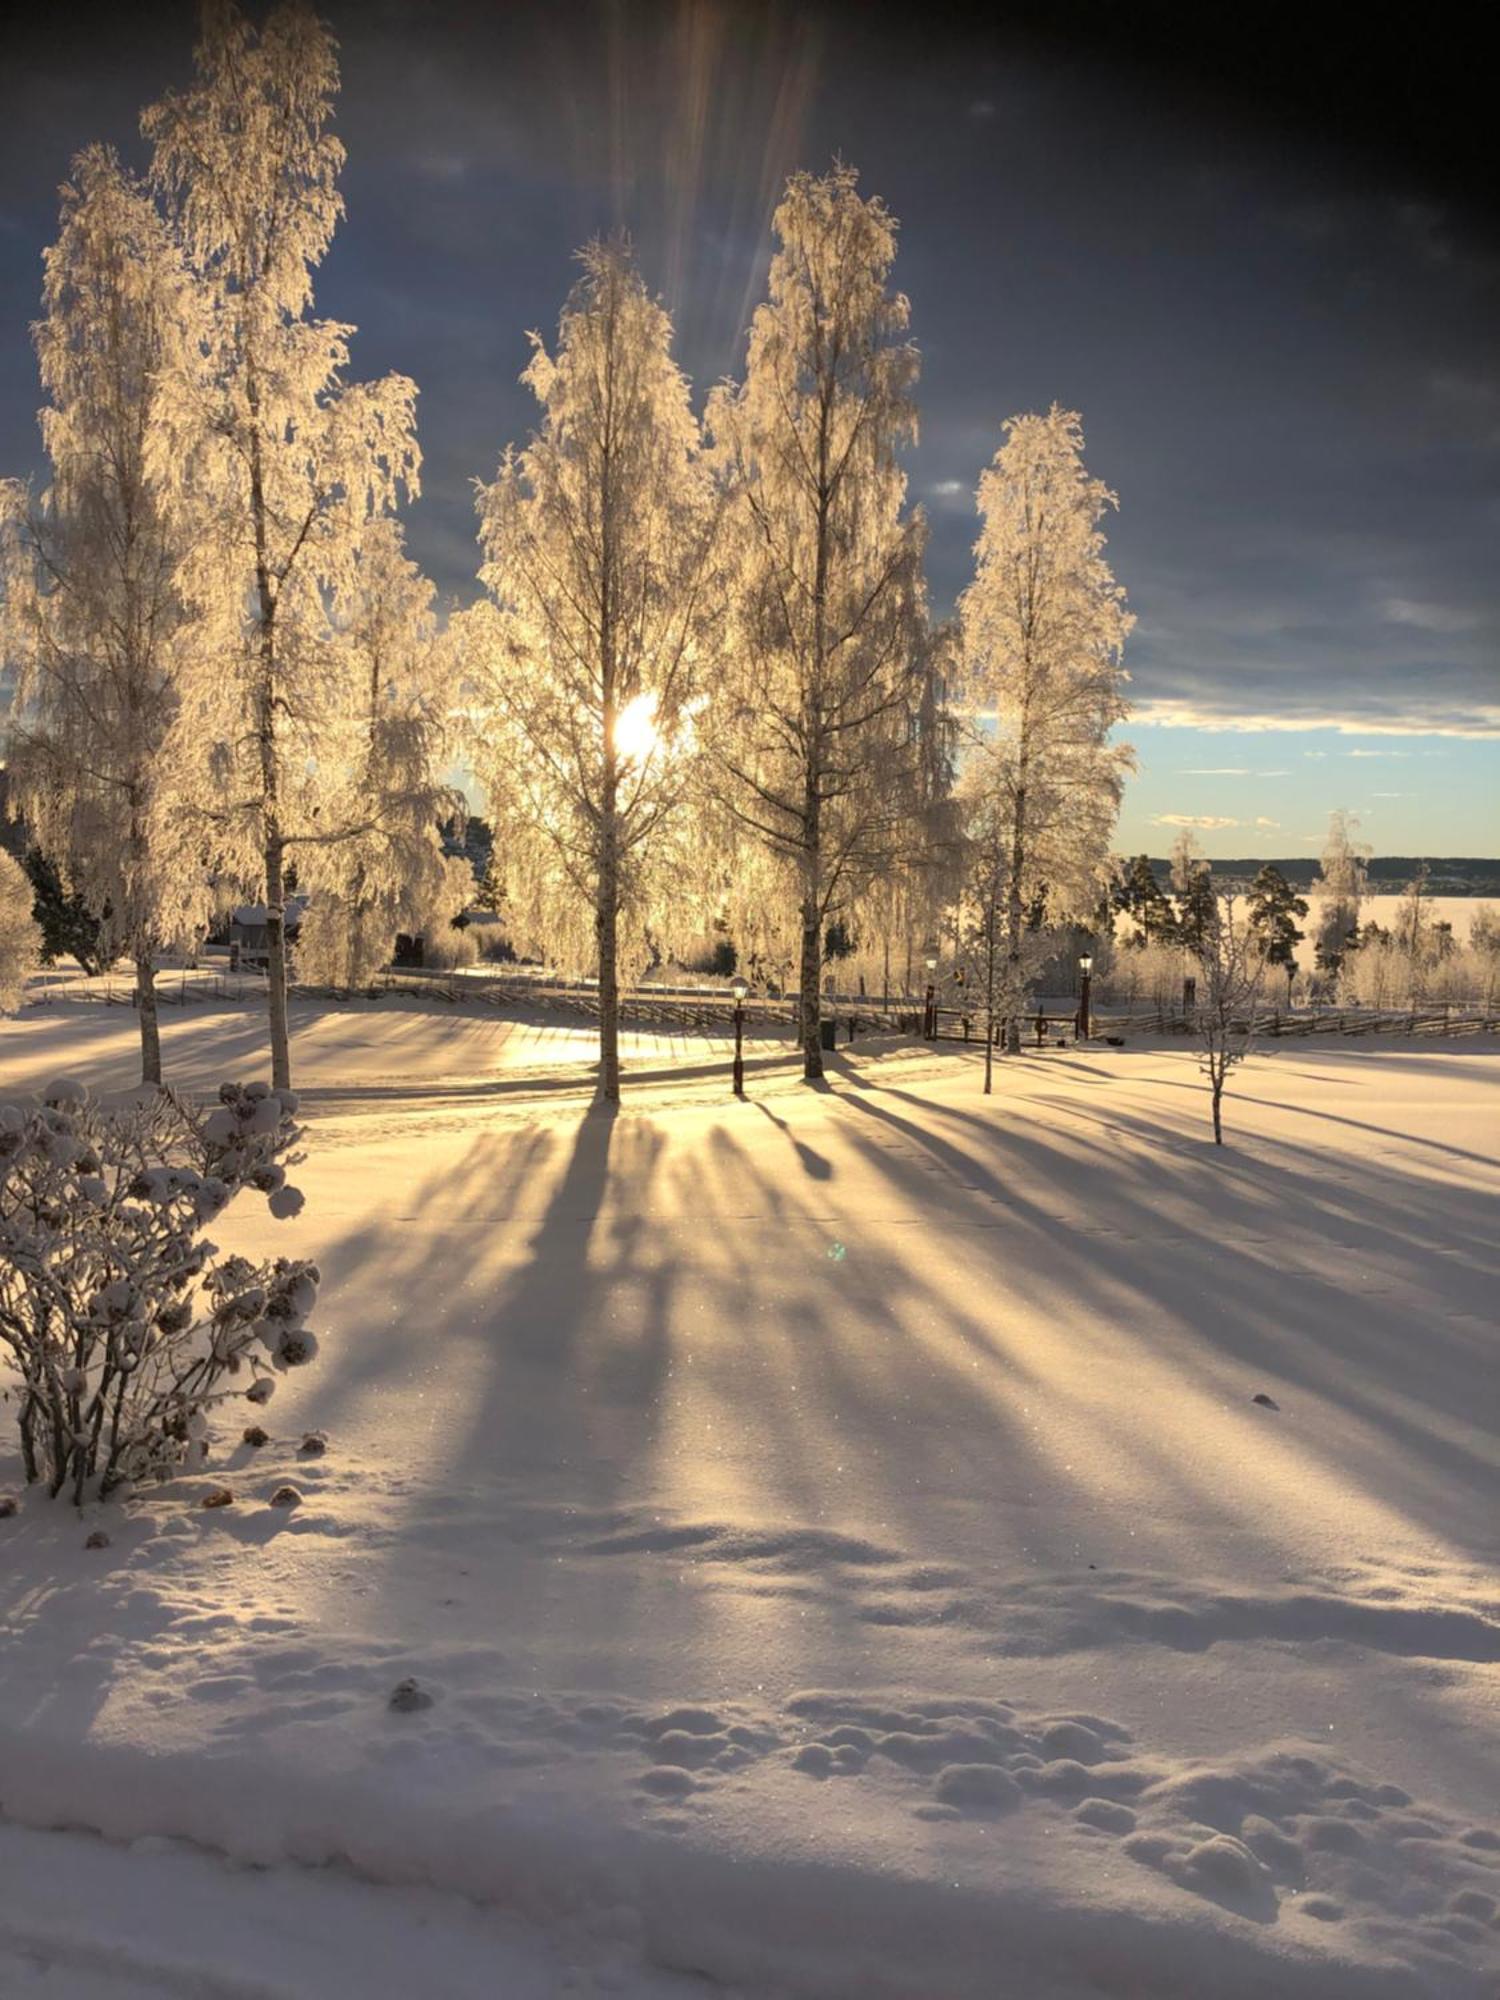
[2,1006,1497,1996]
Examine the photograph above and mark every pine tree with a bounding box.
[0,147,205,1082]
[1114,853,1177,945]
[471,241,722,1103]
[1247,863,1307,999]
[708,164,929,1081]
[144,0,420,1088]
[958,407,1132,1050]
[17,847,109,978]
[1170,830,1217,952]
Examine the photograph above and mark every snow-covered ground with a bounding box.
[2,995,1497,1997]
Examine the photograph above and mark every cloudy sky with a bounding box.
[1,0,1495,857]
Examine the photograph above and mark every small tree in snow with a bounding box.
[1193,894,1266,1145]
[0,1077,317,1504]
[953,805,1052,1094]
[0,851,42,1014]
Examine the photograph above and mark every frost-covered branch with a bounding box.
[0,1078,318,1504]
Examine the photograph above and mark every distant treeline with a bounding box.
[1139,858,1500,895]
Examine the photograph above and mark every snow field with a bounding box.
[1,1004,1497,1996]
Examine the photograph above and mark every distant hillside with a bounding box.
[1131,857,1500,895]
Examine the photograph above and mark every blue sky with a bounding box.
[1,2,1496,858]
[1116,725,1496,860]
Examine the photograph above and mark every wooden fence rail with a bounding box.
[22,968,1498,1043]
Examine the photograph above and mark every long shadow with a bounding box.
[1108,1072,1500,1171]
[5,1044,1494,1814]
[298,1040,798,1108]
[754,1100,833,1180]
[829,1076,1499,1548]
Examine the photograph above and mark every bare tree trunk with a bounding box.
[264,832,291,1092]
[19,1392,39,1486]
[248,379,292,1092]
[1212,1075,1224,1144]
[799,750,824,1077]
[800,885,823,1080]
[1005,788,1026,1056]
[135,948,162,1087]
[983,882,997,1096]
[598,762,621,1105]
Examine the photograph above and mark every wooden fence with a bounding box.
[23,967,1497,1044]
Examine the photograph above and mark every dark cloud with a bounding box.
[1,1,1496,732]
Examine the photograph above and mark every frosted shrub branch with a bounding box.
[0,1079,318,1504]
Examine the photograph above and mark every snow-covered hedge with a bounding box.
[0,849,41,1014]
[0,1079,318,1504]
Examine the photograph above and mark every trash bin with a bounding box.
[819,1018,838,1052]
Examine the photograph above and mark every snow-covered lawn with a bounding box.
[2,999,1497,1997]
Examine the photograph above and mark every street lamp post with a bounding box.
[731,974,748,1095]
[1077,954,1093,1040]
[923,946,939,1040]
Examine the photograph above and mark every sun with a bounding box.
[613,692,662,767]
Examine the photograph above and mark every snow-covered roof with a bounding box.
[230,897,309,927]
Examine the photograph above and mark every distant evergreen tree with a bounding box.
[23,846,109,977]
[474,852,504,917]
[1170,831,1217,951]
[823,918,857,964]
[1116,853,1176,945]
[1174,868,1217,951]
[1247,864,1308,996]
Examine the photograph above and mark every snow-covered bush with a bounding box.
[0,850,42,1014]
[421,921,479,971]
[0,1078,318,1503]
[1100,938,1192,1014]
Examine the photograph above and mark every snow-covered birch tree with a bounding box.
[708,163,929,1081]
[144,0,420,1088]
[293,522,460,990]
[958,407,1132,1052]
[1311,808,1370,992]
[0,147,203,1085]
[470,241,722,1104]
[0,851,41,1014]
